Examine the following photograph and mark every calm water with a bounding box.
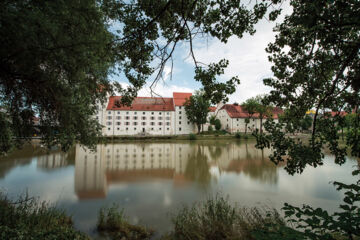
[0,140,358,238]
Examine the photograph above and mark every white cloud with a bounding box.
[182,3,292,104]
[115,81,193,98]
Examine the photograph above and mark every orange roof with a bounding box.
[327,111,347,117]
[209,106,217,112]
[107,96,175,111]
[221,104,283,119]
[173,92,192,106]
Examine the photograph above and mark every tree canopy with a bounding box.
[184,91,210,133]
[0,0,283,154]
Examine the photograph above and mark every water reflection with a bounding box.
[73,140,278,199]
[0,140,358,236]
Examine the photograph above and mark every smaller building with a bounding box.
[217,104,283,133]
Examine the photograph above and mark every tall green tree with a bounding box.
[184,91,211,134]
[253,95,273,134]
[242,97,258,133]
[0,0,282,154]
[253,1,360,239]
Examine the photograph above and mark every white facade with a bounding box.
[96,93,198,136]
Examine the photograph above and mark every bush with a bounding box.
[189,133,197,140]
[0,192,88,240]
[235,132,241,139]
[208,125,213,132]
[214,119,221,131]
[97,204,153,239]
[162,194,287,240]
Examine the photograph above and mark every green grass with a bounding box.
[0,192,88,240]
[97,204,154,240]
[161,194,288,240]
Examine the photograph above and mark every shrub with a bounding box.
[214,119,221,131]
[208,125,213,132]
[0,192,88,239]
[189,133,197,140]
[163,194,287,240]
[97,204,153,239]
[235,132,241,139]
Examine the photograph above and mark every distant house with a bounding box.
[216,104,283,133]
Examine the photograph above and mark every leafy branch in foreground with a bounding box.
[0,0,283,154]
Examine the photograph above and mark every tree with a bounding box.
[1,0,283,154]
[184,91,211,134]
[253,95,273,134]
[300,115,313,133]
[253,1,360,239]
[244,118,250,135]
[242,97,258,132]
[214,119,222,131]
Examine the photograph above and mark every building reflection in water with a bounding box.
[74,141,279,200]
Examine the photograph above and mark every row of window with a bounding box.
[106,121,190,126]
[106,116,171,120]
[108,111,170,115]
[107,122,171,126]
[107,127,183,131]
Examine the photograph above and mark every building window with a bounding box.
[134,127,136,130]
[125,122,130,125]
[151,112,154,115]
[166,122,170,126]
[142,116,146,120]
[107,116,112,120]
[108,128,110,130]
[159,112,162,115]
[116,116,121,120]
[179,111,182,114]
[167,112,170,115]
[179,121,181,125]
[187,121,190,124]
[150,116,155,120]
[125,116,130,120]
[167,128,169,130]
[150,122,155,126]
[179,127,182,131]
[126,127,128,130]
[117,128,120,130]
[96,116,99,119]
[159,128,162,130]
[158,117,162,120]
[166,117,170,120]
[142,122,146,126]
[158,122,162,126]
[179,106,182,109]
[117,111,120,114]
[107,122,112,125]
[179,116,182,120]
[126,112,129,115]
[151,128,154,130]
[116,122,121,125]
[133,122,138,125]
[108,111,111,114]
[133,116,138,120]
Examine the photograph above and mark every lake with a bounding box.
[0,139,358,238]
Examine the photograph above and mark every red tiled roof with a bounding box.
[324,111,347,117]
[173,92,192,106]
[209,106,216,112]
[107,96,175,111]
[221,104,283,119]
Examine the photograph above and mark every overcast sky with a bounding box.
[112,3,292,105]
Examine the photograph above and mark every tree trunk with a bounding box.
[197,124,201,134]
[245,123,247,135]
[260,118,263,134]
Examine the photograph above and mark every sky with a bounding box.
[111,3,292,104]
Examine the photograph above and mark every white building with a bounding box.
[97,92,197,136]
[217,104,282,133]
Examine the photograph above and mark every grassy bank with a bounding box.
[0,192,88,239]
